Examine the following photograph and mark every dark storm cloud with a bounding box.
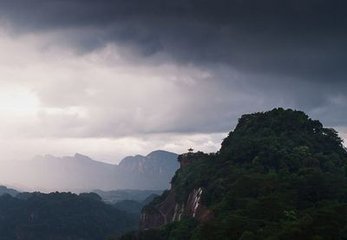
[0,0,347,130]
[1,0,346,80]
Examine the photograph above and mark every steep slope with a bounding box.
[131,108,347,240]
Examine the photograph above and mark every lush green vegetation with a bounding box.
[0,192,137,240]
[119,108,347,240]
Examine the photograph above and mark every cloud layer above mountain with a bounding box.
[0,0,346,162]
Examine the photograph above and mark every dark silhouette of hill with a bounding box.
[0,192,136,240]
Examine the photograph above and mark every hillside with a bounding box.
[0,192,136,240]
[0,150,179,192]
[121,108,347,240]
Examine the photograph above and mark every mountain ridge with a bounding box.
[0,150,179,192]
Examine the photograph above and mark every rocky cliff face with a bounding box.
[140,154,213,230]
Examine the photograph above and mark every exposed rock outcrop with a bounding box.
[140,186,213,229]
[178,153,193,168]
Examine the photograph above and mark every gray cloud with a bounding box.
[1,0,346,79]
[0,0,346,162]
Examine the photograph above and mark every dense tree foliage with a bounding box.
[0,192,137,240]
[119,108,347,240]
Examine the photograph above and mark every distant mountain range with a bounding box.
[0,150,179,192]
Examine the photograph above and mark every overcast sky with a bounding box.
[0,0,346,163]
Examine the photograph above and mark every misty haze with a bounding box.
[0,151,179,192]
[0,1,346,240]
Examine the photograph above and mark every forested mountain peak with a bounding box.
[220,108,346,173]
[131,108,347,240]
